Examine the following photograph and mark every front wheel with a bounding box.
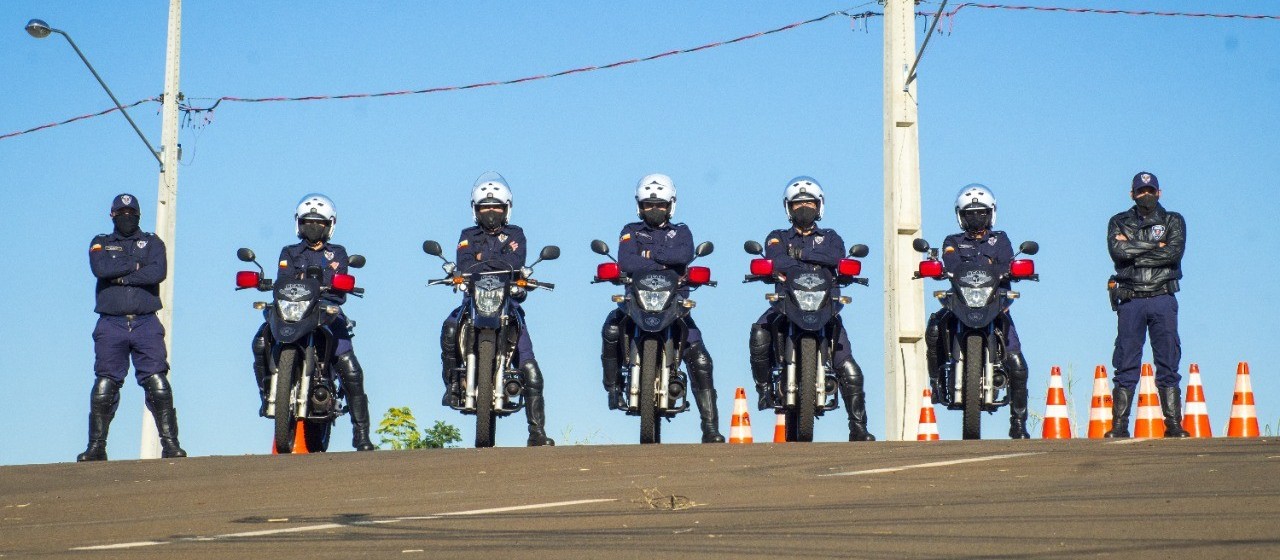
[962,332,984,440]
[273,347,300,453]
[475,330,498,448]
[639,338,660,444]
[795,336,819,442]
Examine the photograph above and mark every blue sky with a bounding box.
[2,1,1277,464]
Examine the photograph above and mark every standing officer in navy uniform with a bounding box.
[748,176,875,441]
[600,173,724,443]
[924,184,1032,439]
[79,193,186,461]
[1105,172,1190,438]
[251,194,376,451]
[439,173,554,446]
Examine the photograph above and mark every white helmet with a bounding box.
[954,183,997,229]
[634,173,677,218]
[294,193,337,239]
[783,176,825,221]
[471,171,514,224]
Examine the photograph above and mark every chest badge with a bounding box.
[814,236,824,245]
[498,234,508,242]
[988,236,997,246]
[136,240,148,249]
[1151,225,1166,241]
[324,250,335,261]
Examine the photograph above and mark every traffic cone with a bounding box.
[1133,364,1165,438]
[773,413,787,443]
[729,387,753,444]
[270,420,310,454]
[1041,366,1072,439]
[1227,362,1260,438]
[1182,363,1212,438]
[917,388,939,441]
[1087,365,1113,439]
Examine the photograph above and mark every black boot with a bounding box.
[1007,352,1030,439]
[601,312,626,410]
[1159,385,1191,438]
[252,323,272,417]
[1104,386,1134,438]
[521,361,555,446]
[440,321,462,407]
[925,313,945,403]
[77,377,121,462]
[686,343,724,443]
[837,359,876,442]
[335,352,376,451]
[749,325,775,411]
[141,374,187,458]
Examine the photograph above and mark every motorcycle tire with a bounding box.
[962,332,984,440]
[639,338,660,444]
[274,346,300,453]
[475,330,498,449]
[796,336,818,442]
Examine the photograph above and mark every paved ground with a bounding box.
[3,438,1279,558]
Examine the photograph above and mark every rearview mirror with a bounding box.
[590,239,610,256]
[743,240,763,256]
[911,238,930,253]
[849,244,869,258]
[539,245,561,261]
[236,248,256,263]
[695,241,714,258]
[1018,241,1039,256]
[348,254,366,269]
[422,240,443,257]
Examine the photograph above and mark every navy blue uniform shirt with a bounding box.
[277,241,349,305]
[617,221,694,274]
[764,226,846,296]
[942,230,1014,288]
[89,230,166,316]
[456,224,527,274]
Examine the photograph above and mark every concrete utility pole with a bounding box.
[882,0,927,440]
[140,0,182,459]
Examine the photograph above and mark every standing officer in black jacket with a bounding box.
[1105,172,1190,438]
[79,193,186,461]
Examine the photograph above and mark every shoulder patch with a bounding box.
[279,260,289,269]
[767,238,780,246]
[458,239,469,249]
[621,233,632,242]
[90,243,103,252]
[944,246,956,253]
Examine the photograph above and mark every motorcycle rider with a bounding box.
[924,184,1032,439]
[440,173,554,447]
[251,194,375,451]
[748,177,875,442]
[600,173,725,444]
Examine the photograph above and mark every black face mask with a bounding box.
[1134,193,1159,211]
[641,207,669,228]
[961,210,991,233]
[299,222,329,244]
[790,207,819,229]
[113,214,140,237]
[477,209,507,232]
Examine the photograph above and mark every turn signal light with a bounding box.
[918,260,944,279]
[1010,259,1035,279]
[687,266,711,285]
[837,258,861,277]
[332,273,356,292]
[750,258,773,276]
[596,262,620,281]
[236,271,260,289]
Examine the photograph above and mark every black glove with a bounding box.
[788,245,803,260]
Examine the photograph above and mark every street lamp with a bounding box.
[25,18,163,168]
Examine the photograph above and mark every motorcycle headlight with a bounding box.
[475,288,504,316]
[277,300,310,322]
[959,286,995,307]
[794,289,827,312]
[637,289,672,312]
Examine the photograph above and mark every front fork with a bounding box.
[948,327,1008,409]
[778,327,834,410]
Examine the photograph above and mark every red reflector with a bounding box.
[236,271,260,289]
[750,258,773,276]
[687,266,711,285]
[1010,259,1035,278]
[837,258,861,277]
[918,260,944,279]
[332,273,356,292]
[596,262,620,281]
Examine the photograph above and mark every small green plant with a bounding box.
[376,406,462,450]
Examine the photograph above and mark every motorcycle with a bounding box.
[422,240,559,448]
[742,240,869,442]
[911,238,1039,439]
[590,239,716,444]
[235,248,365,453]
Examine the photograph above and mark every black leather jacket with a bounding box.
[1107,204,1184,293]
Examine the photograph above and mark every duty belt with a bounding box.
[1128,286,1170,299]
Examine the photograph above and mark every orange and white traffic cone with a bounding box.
[773,413,787,443]
[1042,366,1072,439]
[729,387,754,444]
[1087,365,1113,439]
[1227,362,1260,438]
[917,388,940,441]
[271,420,310,454]
[1133,364,1165,438]
[1182,363,1212,438]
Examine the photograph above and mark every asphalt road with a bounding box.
[3,438,1279,559]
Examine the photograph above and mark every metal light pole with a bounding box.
[882,0,927,440]
[27,3,183,459]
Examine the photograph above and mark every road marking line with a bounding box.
[824,452,1044,476]
[69,499,615,551]
[436,498,617,516]
[1106,438,1152,445]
